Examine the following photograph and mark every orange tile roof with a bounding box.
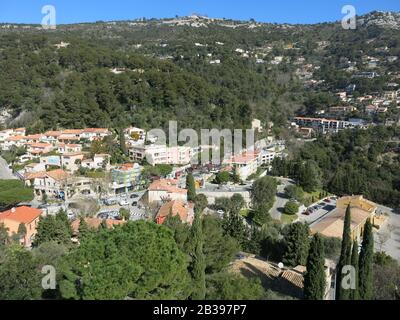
[62,129,84,135]
[6,135,25,141]
[29,142,52,148]
[83,128,109,133]
[25,134,44,140]
[0,206,43,224]
[46,169,69,181]
[24,171,47,180]
[230,151,260,164]
[148,179,187,194]
[156,200,190,223]
[71,217,126,234]
[44,131,63,137]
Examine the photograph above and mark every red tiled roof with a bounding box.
[71,217,126,234]
[0,206,43,224]
[148,179,187,194]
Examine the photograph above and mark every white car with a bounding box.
[217,210,225,216]
[119,199,130,206]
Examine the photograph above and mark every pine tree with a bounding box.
[0,223,10,247]
[222,211,248,248]
[349,240,359,300]
[304,234,326,300]
[282,222,310,267]
[358,219,374,300]
[186,173,196,202]
[190,209,206,300]
[336,205,352,300]
[78,217,90,241]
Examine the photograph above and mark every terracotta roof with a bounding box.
[0,206,43,224]
[71,217,126,234]
[156,200,190,223]
[148,179,187,194]
[310,207,372,239]
[46,169,69,181]
[61,129,83,135]
[83,128,109,133]
[44,131,62,137]
[229,151,260,164]
[29,142,52,148]
[25,171,47,180]
[25,134,44,140]
[5,135,25,141]
[280,269,304,289]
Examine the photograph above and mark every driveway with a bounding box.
[375,206,400,261]
[269,177,295,221]
[0,156,16,180]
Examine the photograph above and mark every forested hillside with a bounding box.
[0,11,399,132]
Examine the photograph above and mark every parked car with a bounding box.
[217,210,225,216]
[132,201,138,206]
[130,194,139,199]
[302,211,311,216]
[104,198,117,206]
[119,199,130,206]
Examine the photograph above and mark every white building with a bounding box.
[129,145,193,166]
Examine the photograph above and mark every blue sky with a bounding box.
[0,0,399,24]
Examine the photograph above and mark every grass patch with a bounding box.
[281,214,297,225]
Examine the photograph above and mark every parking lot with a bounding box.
[298,197,337,225]
[97,191,146,221]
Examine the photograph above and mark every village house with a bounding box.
[129,144,193,166]
[2,135,26,150]
[57,143,82,154]
[0,206,43,247]
[80,128,111,141]
[310,195,378,242]
[147,179,187,204]
[81,154,110,170]
[25,169,70,200]
[26,142,54,157]
[110,163,143,195]
[155,200,194,225]
[61,152,85,173]
[226,151,260,181]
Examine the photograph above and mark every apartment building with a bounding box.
[293,117,351,134]
[129,144,193,166]
[110,163,143,194]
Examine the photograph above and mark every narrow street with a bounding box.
[0,156,17,180]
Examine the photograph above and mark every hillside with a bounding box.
[0,11,399,132]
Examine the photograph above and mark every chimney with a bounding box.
[11,207,16,213]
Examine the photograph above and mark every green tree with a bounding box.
[59,221,190,300]
[282,222,310,267]
[118,128,128,156]
[186,173,196,202]
[77,217,90,241]
[194,194,208,213]
[222,211,248,248]
[298,161,322,193]
[359,219,374,300]
[284,201,299,215]
[350,240,359,300]
[336,205,352,300]
[304,234,326,300]
[206,272,265,300]
[0,246,42,300]
[284,185,304,203]
[34,211,72,246]
[215,171,230,185]
[251,176,277,224]
[230,193,245,214]
[119,208,131,221]
[189,210,206,300]
[0,223,10,247]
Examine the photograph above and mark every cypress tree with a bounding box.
[190,209,206,300]
[336,205,352,300]
[349,240,359,300]
[78,217,90,241]
[119,128,128,156]
[304,234,326,300]
[358,219,374,300]
[186,173,196,202]
[282,222,310,267]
